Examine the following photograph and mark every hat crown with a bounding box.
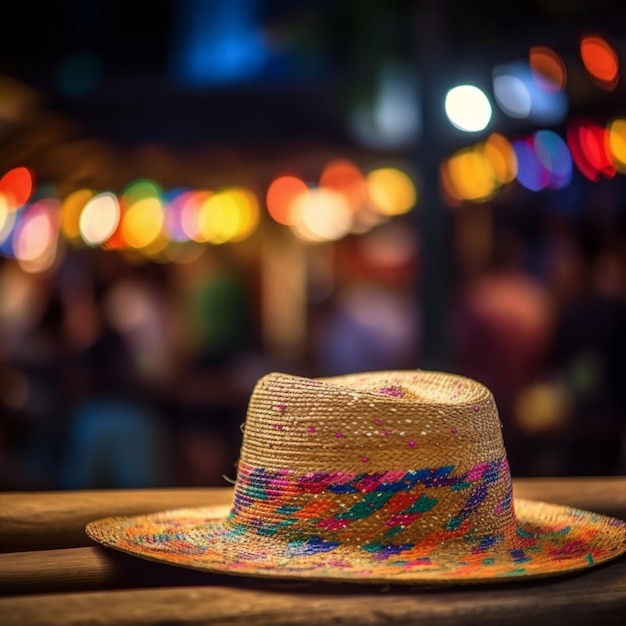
[226,371,517,552]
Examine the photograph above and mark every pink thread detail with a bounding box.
[375,419,383,425]
[335,432,344,438]
[473,406,480,413]
[277,403,286,412]
[408,440,416,447]
[379,386,405,398]
[361,456,369,463]
[307,426,316,433]
[450,428,458,434]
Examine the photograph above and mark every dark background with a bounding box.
[1,0,625,490]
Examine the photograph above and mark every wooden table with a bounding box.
[1,478,625,625]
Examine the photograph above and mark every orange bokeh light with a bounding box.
[529,46,567,91]
[319,159,366,213]
[0,166,34,210]
[580,36,619,90]
[266,175,308,226]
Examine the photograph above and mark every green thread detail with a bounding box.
[452,481,472,491]
[338,491,395,520]
[403,494,438,514]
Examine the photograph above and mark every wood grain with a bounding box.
[1,556,626,626]
[0,488,233,552]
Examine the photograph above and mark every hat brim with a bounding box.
[86,499,626,584]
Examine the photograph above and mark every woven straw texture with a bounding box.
[86,370,626,584]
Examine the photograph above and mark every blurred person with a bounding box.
[451,229,555,474]
[313,281,420,376]
[55,251,173,489]
[544,239,626,475]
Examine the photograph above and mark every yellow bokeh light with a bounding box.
[224,188,260,242]
[482,134,518,184]
[197,188,260,244]
[366,167,417,216]
[61,189,93,243]
[79,192,120,246]
[607,118,626,172]
[121,197,165,249]
[198,192,239,244]
[444,148,497,202]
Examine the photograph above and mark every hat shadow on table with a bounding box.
[87,370,626,585]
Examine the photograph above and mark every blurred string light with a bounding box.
[441,133,518,203]
[79,192,120,246]
[0,161,418,268]
[607,118,626,172]
[580,35,619,91]
[0,166,34,211]
[0,194,17,245]
[12,200,60,273]
[366,168,417,216]
[264,162,417,241]
[444,85,492,132]
[514,130,573,191]
[266,176,308,226]
[566,121,616,181]
[493,61,568,124]
[529,46,567,91]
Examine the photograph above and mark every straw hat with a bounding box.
[86,370,626,584]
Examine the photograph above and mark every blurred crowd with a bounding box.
[0,200,625,491]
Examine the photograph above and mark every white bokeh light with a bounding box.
[444,85,492,132]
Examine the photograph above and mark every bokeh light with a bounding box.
[482,133,518,184]
[0,167,34,211]
[61,189,93,244]
[493,75,531,118]
[290,188,353,242]
[567,121,616,181]
[607,118,626,172]
[529,46,567,91]
[0,194,17,245]
[12,201,60,273]
[121,196,165,249]
[513,137,550,192]
[366,167,417,216]
[320,160,367,213]
[266,175,308,226]
[79,192,121,246]
[533,130,573,189]
[197,188,259,244]
[163,189,193,242]
[181,190,212,242]
[493,62,568,124]
[442,147,497,202]
[580,35,619,90]
[444,85,492,132]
